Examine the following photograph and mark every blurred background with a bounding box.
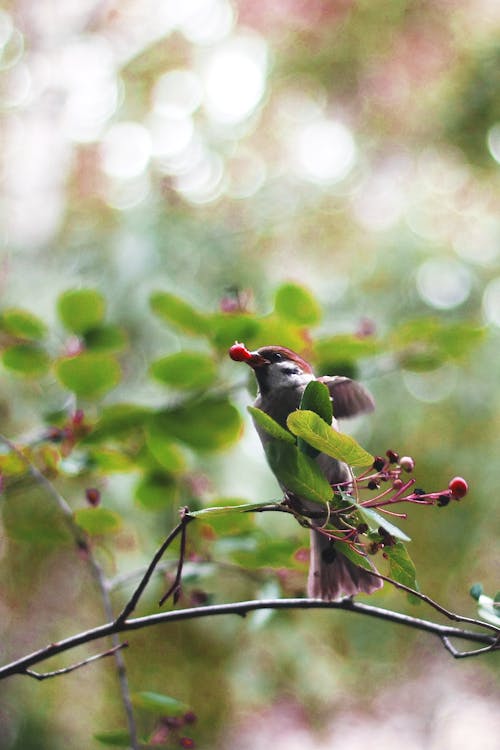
[0,1,499,748]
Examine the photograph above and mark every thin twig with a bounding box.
[0,597,497,682]
[440,635,500,659]
[159,514,189,606]
[91,555,139,750]
[115,511,194,623]
[368,571,500,635]
[24,643,128,681]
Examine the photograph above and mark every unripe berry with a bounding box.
[228,342,252,361]
[437,494,450,507]
[399,456,415,473]
[448,476,468,500]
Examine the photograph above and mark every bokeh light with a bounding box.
[416,258,472,309]
[100,122,152,180]
[292,118,356,185]
[482,276,500,327]
[486,123,500,164]
[201,31,268,124]
[152,69,203,118]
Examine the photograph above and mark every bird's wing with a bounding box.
[317,376,375,419]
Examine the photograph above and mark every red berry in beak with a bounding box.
[228,342,252,361]
[448,476,468,500]
[228,342,269,367]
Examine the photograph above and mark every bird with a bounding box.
[229,342,383,601]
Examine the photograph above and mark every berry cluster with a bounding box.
[45,409,90,456]
[312,450,469,556]
[357,450,468,512]
[149,712,197,748]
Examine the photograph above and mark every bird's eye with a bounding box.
[272,352,282,361]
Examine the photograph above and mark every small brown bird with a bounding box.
[229,342,382,601]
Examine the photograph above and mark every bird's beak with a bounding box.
[228,342,269,368]
[246,351,269,368]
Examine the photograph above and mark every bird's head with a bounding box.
[229,342,314,393]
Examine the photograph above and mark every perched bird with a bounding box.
[229,342,383,601]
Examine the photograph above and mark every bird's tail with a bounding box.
[307,528,383,601]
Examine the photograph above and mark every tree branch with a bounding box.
[25,643,128,681]
[366,571,500,635]
[0,596,497,681]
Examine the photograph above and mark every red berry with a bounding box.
[448,476,468,500]
[72,409,85,426]
[85,488,101,506]
[228,342,252,361]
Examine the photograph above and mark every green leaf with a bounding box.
[299,380,333,424]
[231,536,302,569]
[358,506,411,542]
[135,473,179,511]
[398,351,444,372]
[88,448,136,472]
[385,541,418,590]
[391,318,486,370]
[315,334,381,366]
[1,482,72,548]
[57,289,106,334]
[334,541,374,572]
[145,424,187,474]
[210,312,261,349]
[2,344,50,376]
[256,315,309,353]
[84,325,128,353]
[74,507,122,535]
[86,404,153,442]
[150,291,210,336]
[191,499,259,534]
[287,410,373,466]
[265,441,333,506]
[298,381,332,457]
[94,730,133,747]
[0,308,47,340]
[247,406,296,443]
[55,353,121,398]
[274,282,322,326]
[132,691,188,715]
[149,351,217,390]
[470,583,484,601]
[151,398,242,452]
[0,450,29,476]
